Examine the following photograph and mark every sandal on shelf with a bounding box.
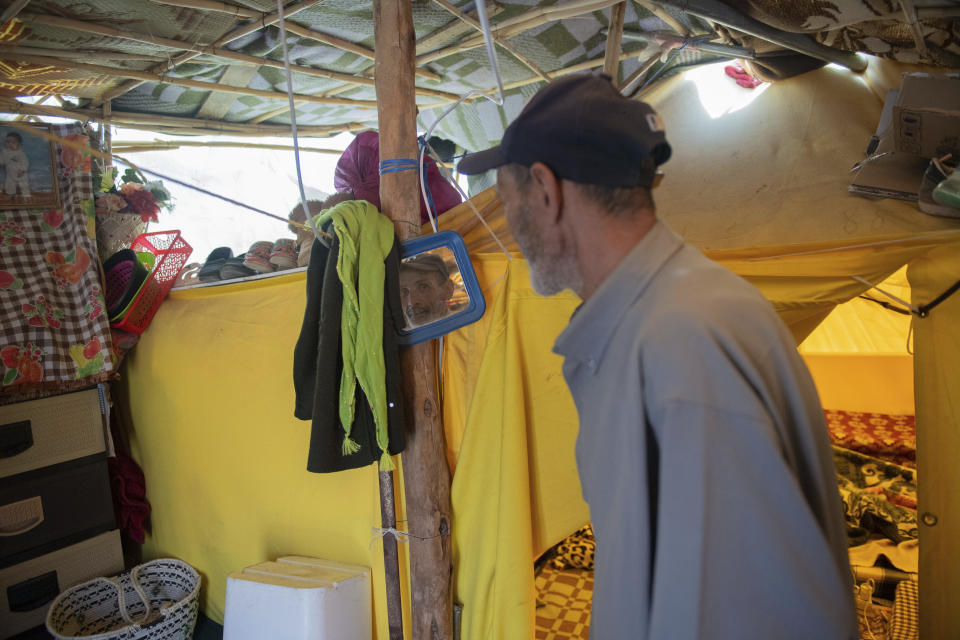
[220,254,258,280]
[173,262,202,289]
[269,238,298,270]
[242,241,275,274]
[198,247,233,282]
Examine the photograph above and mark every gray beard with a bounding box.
[512,204,582,297]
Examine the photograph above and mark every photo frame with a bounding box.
[0,123,60,210]
[397,230,486,346]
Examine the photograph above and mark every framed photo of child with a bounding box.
[0,123,60,210]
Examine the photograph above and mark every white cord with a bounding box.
[423,139,512,259]
[476,0,505,104]
[851,275,919,314]
[415,0,511,254]
[276,0,325,245]
[417,90,511,259]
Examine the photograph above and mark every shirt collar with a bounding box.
[553,220,684,367]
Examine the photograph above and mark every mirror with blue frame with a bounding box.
[397,230,485,346]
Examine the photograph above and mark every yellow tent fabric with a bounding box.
[908,246,960,638]
[124,230,958,639]
[443,232,959,639]
[122,274,413,638]
[799,267,915,414]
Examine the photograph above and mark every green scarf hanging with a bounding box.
[317,200,397,470]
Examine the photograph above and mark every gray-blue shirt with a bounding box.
[553,221,856,639]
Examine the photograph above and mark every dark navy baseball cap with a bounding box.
[458,73,671,188]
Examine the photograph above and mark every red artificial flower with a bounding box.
[123,189,160,223]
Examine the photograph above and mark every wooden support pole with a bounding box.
[375,2,454,640]
[603,2,627,84]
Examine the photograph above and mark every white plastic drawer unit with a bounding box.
[0,388,106,480]
[0,529,123,639]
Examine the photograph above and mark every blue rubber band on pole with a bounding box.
[379,158,419,175]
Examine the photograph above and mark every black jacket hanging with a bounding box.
[293,232,407,473]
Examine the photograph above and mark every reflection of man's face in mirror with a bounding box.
[400,254,455,328]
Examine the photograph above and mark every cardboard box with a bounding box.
[894,73,960,159]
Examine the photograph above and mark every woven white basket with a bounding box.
[45,558,201,640]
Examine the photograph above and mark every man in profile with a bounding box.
[458,73,856,639]
[399,253,454,328]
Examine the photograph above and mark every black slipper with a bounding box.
[220,254,258,280]
[198,247,233,282]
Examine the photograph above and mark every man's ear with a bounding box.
[441,278,455,301]
[528,162,562,223]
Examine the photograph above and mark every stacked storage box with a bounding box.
[0,387,122,638]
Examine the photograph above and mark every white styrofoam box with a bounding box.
[0,529,123,639]
[0,388,105,479]
[223,556,372,640]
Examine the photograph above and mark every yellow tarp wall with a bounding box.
[800,268,915,415]
[123,229,956,639]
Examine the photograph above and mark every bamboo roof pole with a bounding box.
[898,0,929,58]
[0,97,365,136]
[2,46,169,62]
[0,0,32,24]
[416,0,625,66]
[148,0,263,19]
[251,19,449,124]
[416,3,505,53]
[603,2,627,84]
[0,53,381,108]
[282,21,442,82]
[324,5,507,100]
[653,0,867,70]
[430,0,551,82]
[111,140,343,154]
[103,100,112,167]
[91,0,325,106]
[374,1,453,640]
[418,0,625,66]
[18,12,208,52]
[633,0,691,37]
[619,50,663,95]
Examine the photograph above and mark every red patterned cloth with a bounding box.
[0,124,113,402]
[825,410,916,469]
